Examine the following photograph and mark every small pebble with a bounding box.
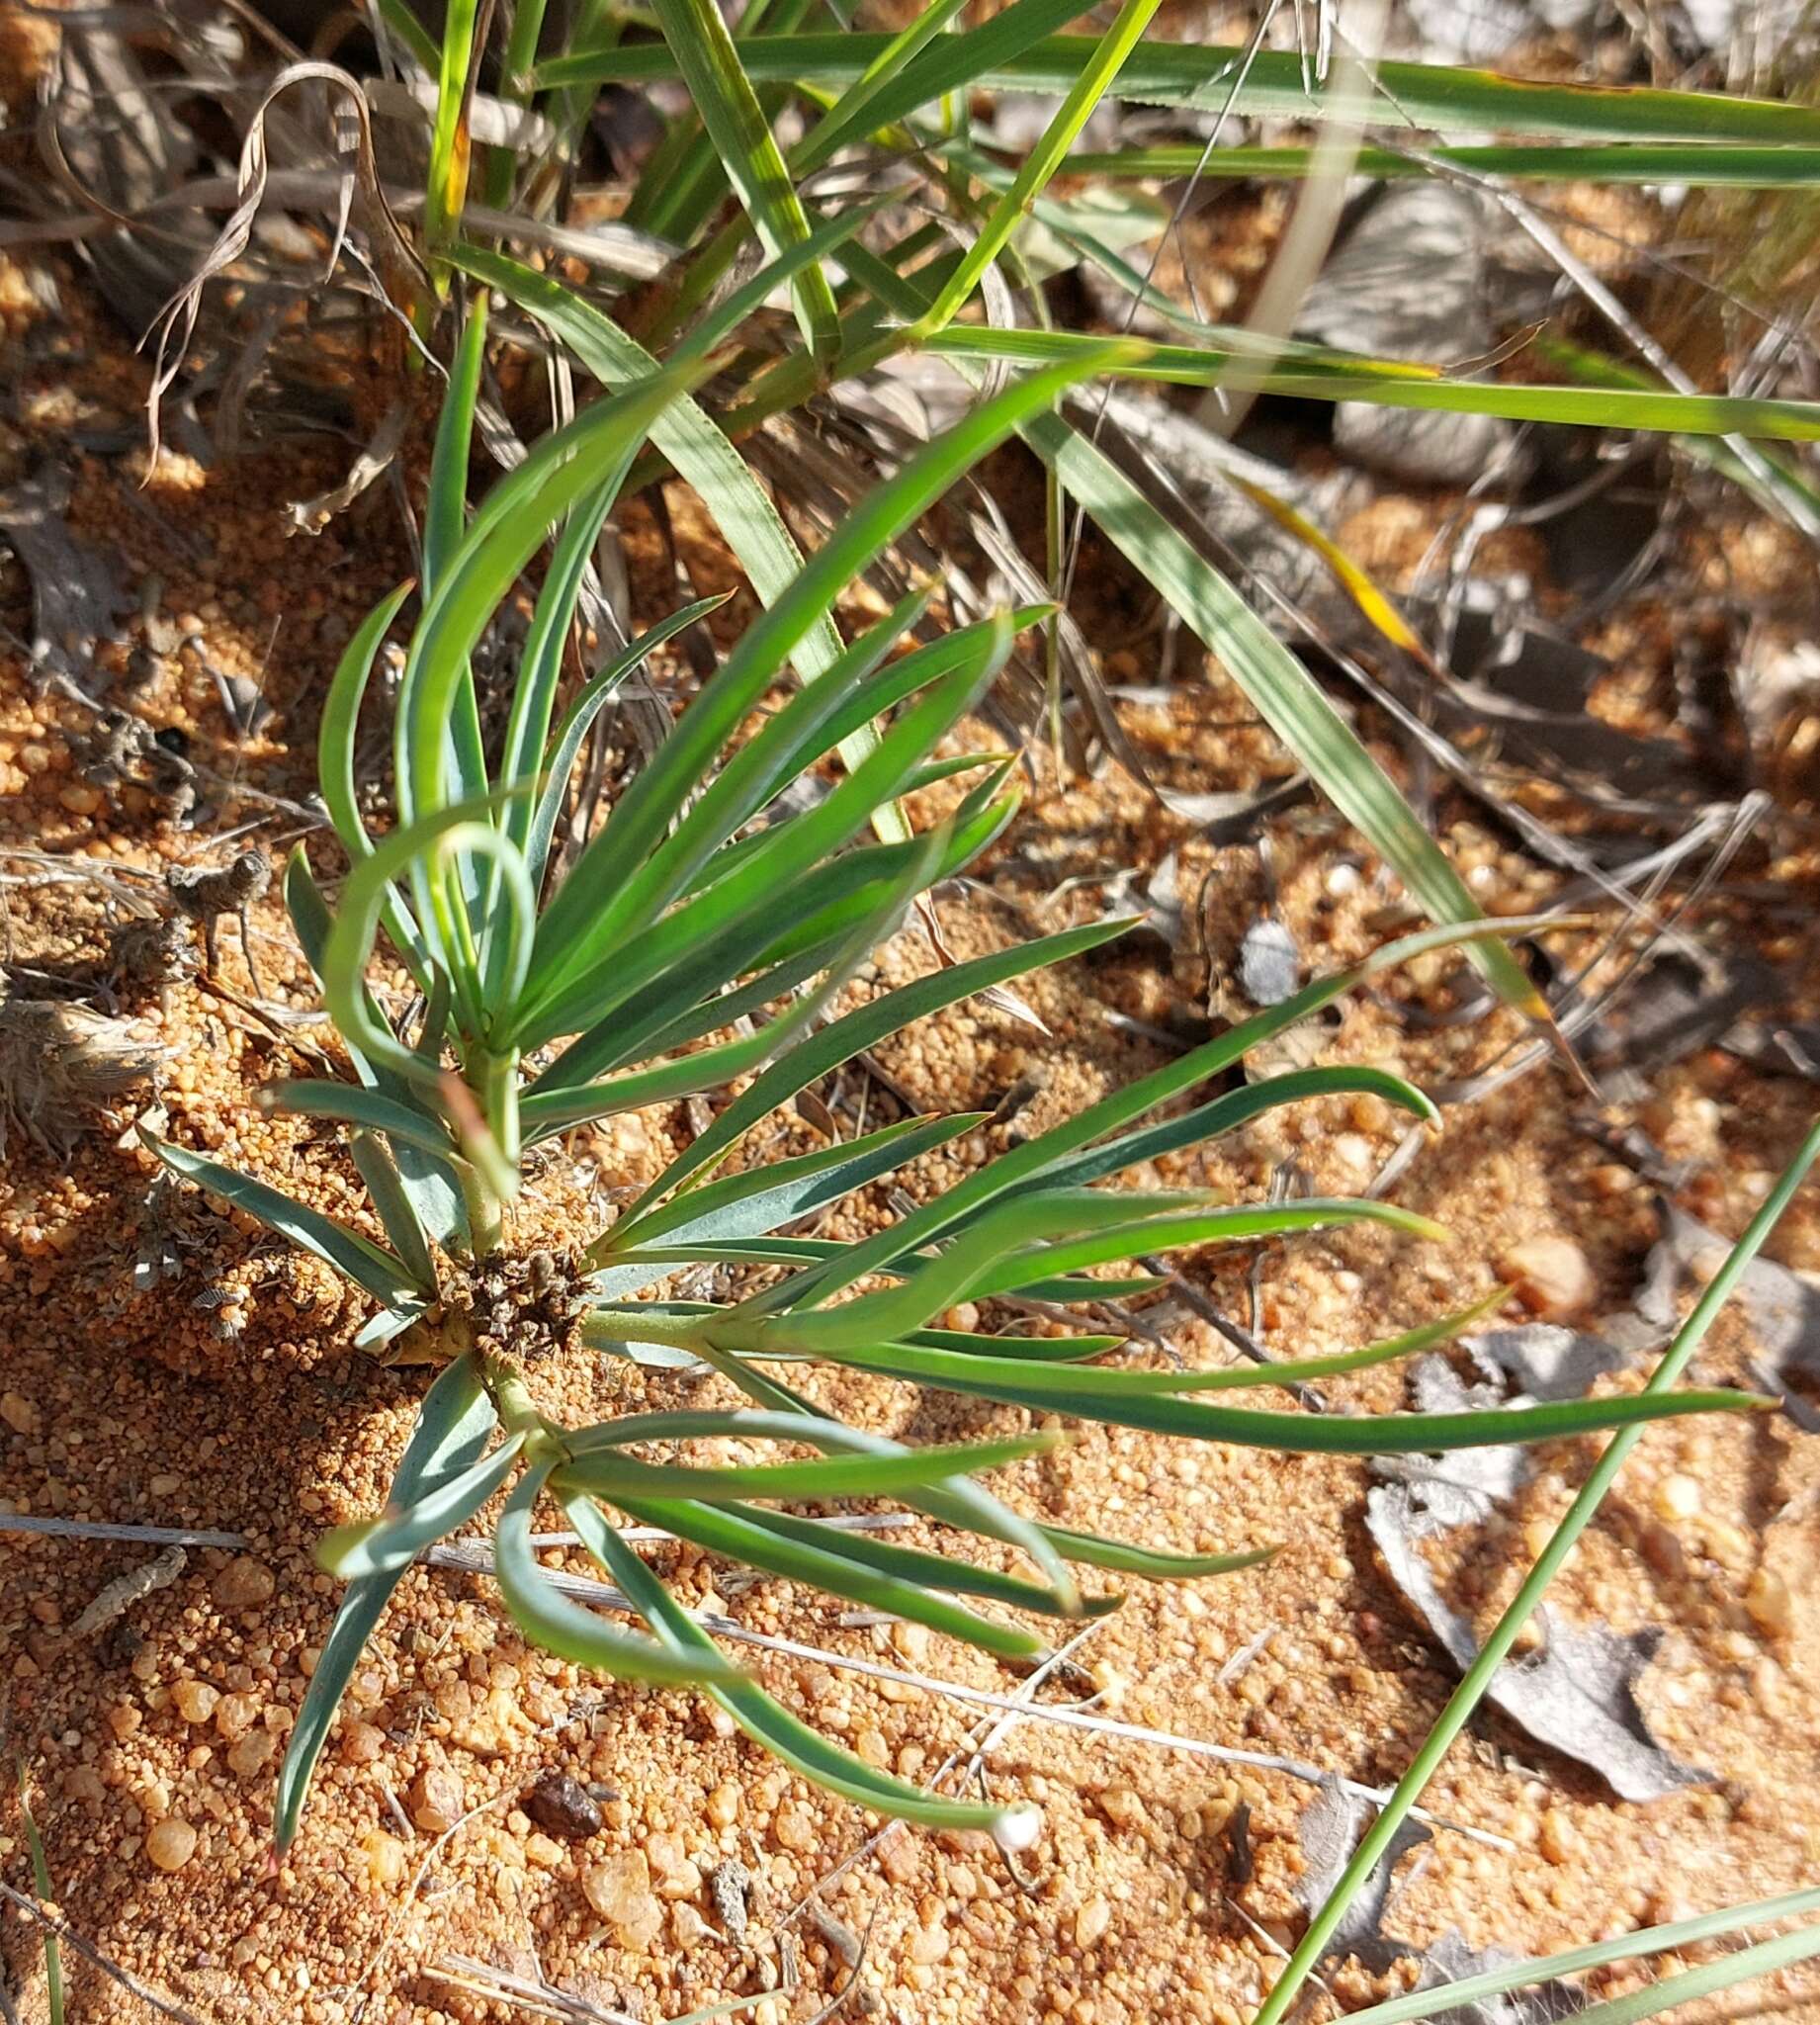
[1654,1474,1702,1523]
[584,1851,662,1949]
[411,1763,464,1834]
[1500,1237,1596,1318]
[1746,1568,1793,1640]
[172,1680,218,1724]
[524,1770,603,1841]
[146,1818,198,1872]
[1075,1894,1112,1950]
[212,1557,275,1611]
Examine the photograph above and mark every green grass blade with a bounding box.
[276,1356,496,1851]
[560,1486,1045,1844]
[523,834,954,1145]
[348,1130,440,1292]
[316,582,433,987]
[774,1198,1442,1351]
[453,243,852,723]
[914,0,1165,336]
[1034,1527,1272,1579]
[546,33,1820,143]
[791,0,970,174]
[647,0,840,360]
[492,1466,741,1684]
[1035,1064,1436,1198]
[802,1347,1768,1453]
[1059,139,1820,188]
[843,247,1545,1024]
[557,1430,1057,1504]
[523,593,732,896]
[263,1082,459,1164]
[138,1131,430,1307]
[1339,1888,1820,2025]
[423,0,482,270]
[1252,1116,1820,2025]
[525,614,1012,1050]
[18,1768,63,2025]
[322,800,535,1082]
[282,852,472,1257]
[926,327,1820,441]
[606,1494,1053,1659]
[689,1356,1082,1610]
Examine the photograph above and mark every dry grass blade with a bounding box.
[142,60,424,471]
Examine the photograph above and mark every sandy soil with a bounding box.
[3,123,1820,2025]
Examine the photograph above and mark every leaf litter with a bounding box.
[1365,1349,1709,1804]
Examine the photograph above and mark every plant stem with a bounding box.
[1251,1114,1820,2025]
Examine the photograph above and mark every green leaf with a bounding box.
[521,594,733,894]
[18,1768,62,2025]
[596,1112,981,1266]
[913,0,1166,336]
[605,1494,1053,1659]
[560,1486,1046,1844]
[849,243,1547,1024]
[491,1465,743,1684]
[648,0,840,359]
[555,1429,1058,1504]
[321,797,536,1088]
[318,1435,525,1579]
[546,31,1820,144]
[277,1357,496,1851]
[767,1195,1442,1351]
[395,360,702,1004]
[264,1081,459,1164]
[1060,139,1820,189]
[452,242,857,771]
[609,916,1133,1220]
[926,326,1820,442]
[1033,1526,1272,1580]
[423,0,482,264]
[348,1130,440,1292]
[522,590,964,1031]
[734,1503,1116,1618]
[139,1131,431,1307]
[794,1341,1770,1453]
[514,347,1137,1008]
[282,853,470,1256]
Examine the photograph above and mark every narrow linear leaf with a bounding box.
[277,1358,496,1850]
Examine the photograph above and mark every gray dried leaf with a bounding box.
[1240,917,1301,1008]
[1467,1325,1631,1403]
[1409,1929,1587,2025]
[1295,183,1514,485]
[1374,1354,1526,1529]
[1366,1488,1707,1801]
[0,465,130,688]
[1368,1345,1706,1801]
[1638,1203,1820,1429]
[1294,1775,1431,1971]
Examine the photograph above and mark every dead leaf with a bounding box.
[1639,1202,1820,1429]
[1367,1484,1707,1801]
[1294,183,1515,486]
[0,464,130,689]
[1294,1775,1431,1971]
[1468,1325,1633,1403]
[1409,1929,1587,2025]
[1368,1352,1707,1802]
